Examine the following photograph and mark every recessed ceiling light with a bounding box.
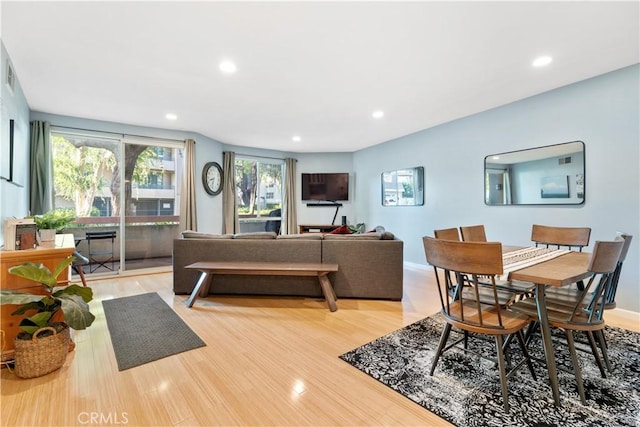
[219,60,237,74]
[372,110,384,119]
[292,135,301,142]
[165,113,177,120]
[532,56,553,67]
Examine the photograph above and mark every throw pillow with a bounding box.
[329,225,352,234]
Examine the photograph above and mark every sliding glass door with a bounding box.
[51,130,183,275]
[122,140,182,271]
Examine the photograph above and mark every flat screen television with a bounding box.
[301,173,349,201]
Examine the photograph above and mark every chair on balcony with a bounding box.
[71,250,89,286]
[86,231,117,273]
[265,208,281,234]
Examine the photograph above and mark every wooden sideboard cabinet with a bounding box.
[1,234,75,360]
[298,224,340,234]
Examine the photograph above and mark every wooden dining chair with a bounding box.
[531,224,592,292]
[602,232,632,309]
[544,233,632,308]
[459,225,487,242]
[422,236,536,413]
[510,239,624,404]
[433,228,519,306]
[433,227,460,241]
[441,225,534,305]
[433,229,461,296]
[530,224,591,251]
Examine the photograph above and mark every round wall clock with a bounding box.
[202,161,223,196]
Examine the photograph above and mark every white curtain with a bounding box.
[283,158,298,235]
[29,121,53,215]
[180,139,197,231]
[503,168,513,205]
[222,151,238,234]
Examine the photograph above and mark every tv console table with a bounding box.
[298,224,340,234]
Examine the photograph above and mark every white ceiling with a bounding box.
[2,1,638,153]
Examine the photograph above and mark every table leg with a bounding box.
[199,274,212,297]
[536,283,561,406]
[318,274,338,312]
[186,272,209,308]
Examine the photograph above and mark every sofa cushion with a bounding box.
[233,231,277,239]
[181,231,233,239]
[323,232,382,240]
[276,233,324,240]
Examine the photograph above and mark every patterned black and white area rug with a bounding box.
[340,314,639,426]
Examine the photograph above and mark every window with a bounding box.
[235,157,283,233]
[51,128,184,274]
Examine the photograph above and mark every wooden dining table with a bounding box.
[508,250,592,406]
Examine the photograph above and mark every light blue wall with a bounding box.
[353,64,640,311]
[0,42,31,246]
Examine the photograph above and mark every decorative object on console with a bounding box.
[202,161,223,195]
[33,208,76,248]
[3,218,37,251]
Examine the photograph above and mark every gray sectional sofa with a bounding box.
[172,231,403,300]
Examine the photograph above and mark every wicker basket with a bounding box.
[13,323,70,379]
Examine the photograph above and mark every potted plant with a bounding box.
[0,256,94,378]
[33,208,77,247]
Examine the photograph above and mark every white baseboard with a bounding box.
[403,261,429,271]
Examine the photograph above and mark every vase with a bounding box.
[38,229,57,248]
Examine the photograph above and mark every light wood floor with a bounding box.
[1,266,638,426]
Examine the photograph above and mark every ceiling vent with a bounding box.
[558,156,572,165]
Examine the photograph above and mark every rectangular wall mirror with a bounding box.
[485,141,585,205]
[382,166,424,206]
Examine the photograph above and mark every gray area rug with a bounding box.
[102,292,206,371]
[340,314,640,426]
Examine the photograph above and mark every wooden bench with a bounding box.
[184,261,340,311]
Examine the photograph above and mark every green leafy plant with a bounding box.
[1,256,94,337]
[33,208,77,231]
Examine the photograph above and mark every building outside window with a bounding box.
[234,157,283,233]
